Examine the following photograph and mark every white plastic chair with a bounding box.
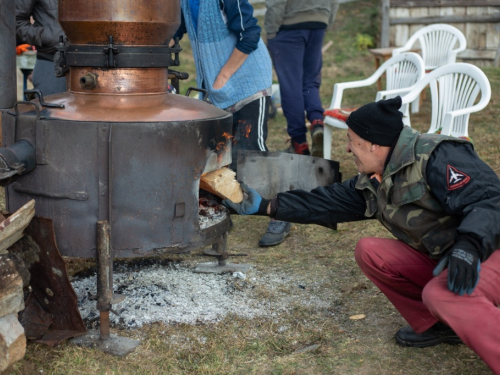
[392,24,467,113]
[400,63,491,138]
[323,52,424,159]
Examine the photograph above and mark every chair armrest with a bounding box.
[328,74,384,109]
[328,78,378,109]
[375,86,415,101]
[392,46,407,56]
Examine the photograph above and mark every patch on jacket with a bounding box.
[447,165,470,190]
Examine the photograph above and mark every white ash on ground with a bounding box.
[71,258,333,329]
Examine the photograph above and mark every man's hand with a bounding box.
[222,183,262,215]
[433,245,481,296]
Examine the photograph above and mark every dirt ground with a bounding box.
[9,0,500,373]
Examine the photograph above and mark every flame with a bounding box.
[222,132,234,140]
[216,142,225,151]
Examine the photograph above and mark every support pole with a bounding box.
[380,0,390,48]
[72,221,139,356]
[215,232,228,267]
[194,231,250,274]
[96,221,112,341]
[0,0,17,110]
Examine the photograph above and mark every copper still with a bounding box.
[1,0,233,259]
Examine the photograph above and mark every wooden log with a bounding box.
[0,314,26,373]
[0,200,35,254]
[0,255,24,317]
[200,168,244,203]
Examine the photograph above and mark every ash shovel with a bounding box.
[235,150,341,204]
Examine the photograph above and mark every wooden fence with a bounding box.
[380,0,500,67]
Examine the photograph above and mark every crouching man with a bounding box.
[224,96,500,373]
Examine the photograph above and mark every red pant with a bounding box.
[355,237,500,373]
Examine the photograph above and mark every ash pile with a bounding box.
[71,258,331,329]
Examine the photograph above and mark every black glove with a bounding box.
[433,241,481,296]
[222,183,266,215]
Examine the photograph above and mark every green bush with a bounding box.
[355,33,374,50]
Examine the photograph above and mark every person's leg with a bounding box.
[302,29,325,124]
[422,250,500,373]
[354,237,439,332]
[230,96,269,171]
[32,59,67,97]
[267,30,308,148]
[302,29,326,157]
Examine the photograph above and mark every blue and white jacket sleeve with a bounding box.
[220,0,261,54]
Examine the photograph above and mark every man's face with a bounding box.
[346,128,384,175]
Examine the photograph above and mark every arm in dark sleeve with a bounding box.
[426,141,500,261]
[173,11,187,41]
[16,0,41,46]
[273,176,370,228]
[221,0,261,54]
[264,0,286,38]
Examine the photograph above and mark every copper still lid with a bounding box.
[57,0,183,94]
[58,0,180,45]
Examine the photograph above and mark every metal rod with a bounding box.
[96,221,112,340]
[0,0,17,109]
[215,232,228,267]
[99,311,110,340]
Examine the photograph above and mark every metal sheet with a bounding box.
[236,151,341,199]
[16,218,87,346]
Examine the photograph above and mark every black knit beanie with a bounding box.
[345,96,404,146]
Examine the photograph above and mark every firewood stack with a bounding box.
[0,200,35,372]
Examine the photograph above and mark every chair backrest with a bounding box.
[380,52,425,97]
[393,24,467,71]
[328,53,424,110]
[400,63,491,137]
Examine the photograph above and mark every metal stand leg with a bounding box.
[71,221,139,356]
[194,231,250,274]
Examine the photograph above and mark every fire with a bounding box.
[216,142,225,151]
[222,132,234,140]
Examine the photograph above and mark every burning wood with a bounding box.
[200,167,243,203]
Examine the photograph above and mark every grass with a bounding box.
[9,0,499,374]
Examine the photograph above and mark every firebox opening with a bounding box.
[198,189,228,230]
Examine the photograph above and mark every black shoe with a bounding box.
[310,120,324,158]
[395,322,463,348]
[258,220,291,247]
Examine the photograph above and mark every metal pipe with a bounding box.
[0,0,17,109]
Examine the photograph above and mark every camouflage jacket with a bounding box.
[274,126,500,261]
[356,127,468,257]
